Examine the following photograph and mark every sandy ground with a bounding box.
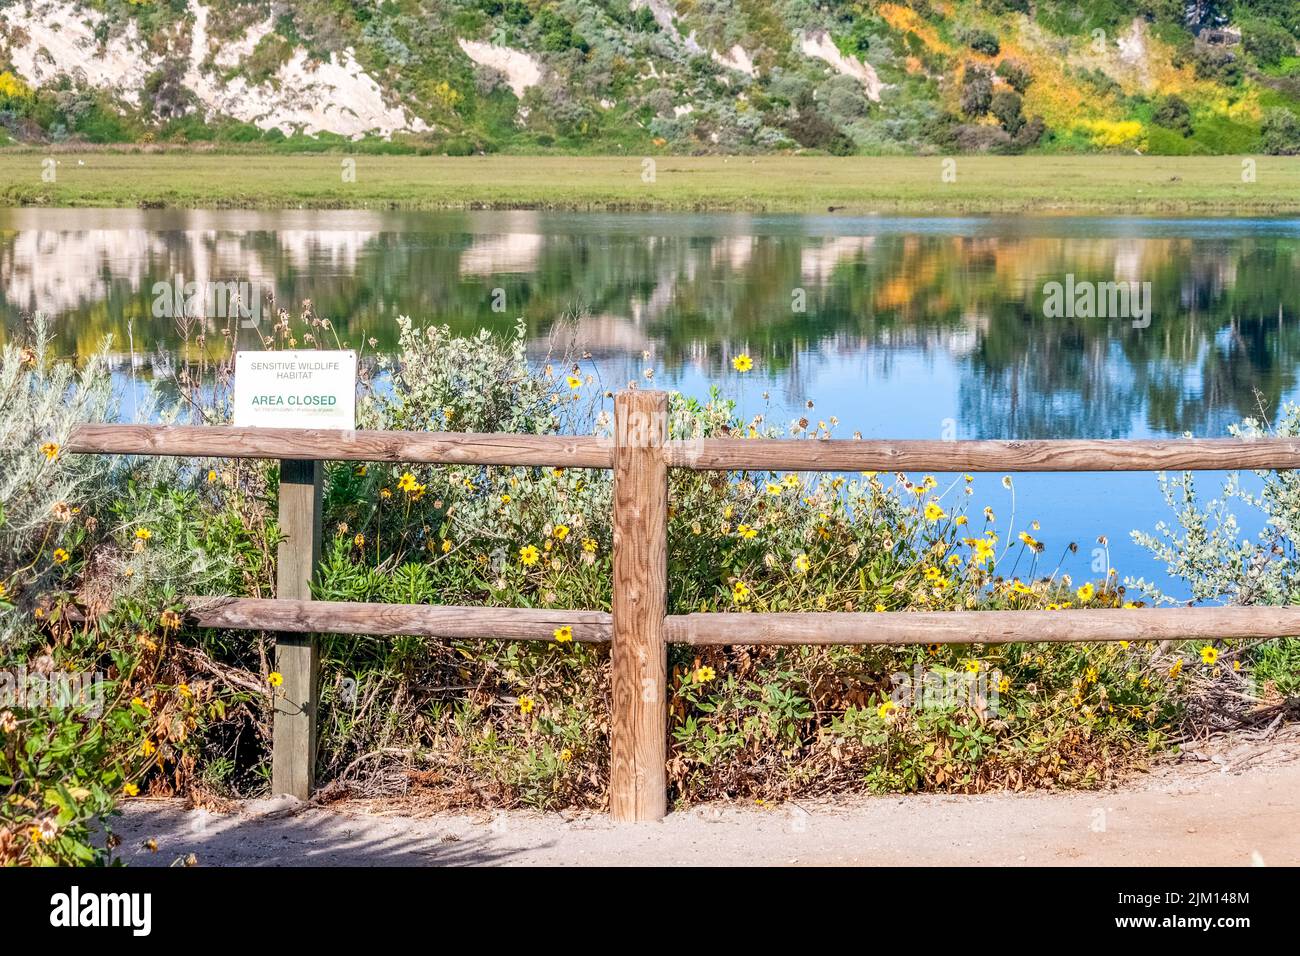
[108,729,1300,867]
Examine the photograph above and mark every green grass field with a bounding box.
[2,152,1298,213]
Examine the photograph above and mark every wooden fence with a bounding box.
[67,390,1300,821]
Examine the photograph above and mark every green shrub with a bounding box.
[1192,44,1241,85]
[961,65,993,116]
[442,136,476,156]
[1261,107,1300,154]
[0,324,261,863]
[990,89,1025,134]
[1243,19,1295,69]
[1131,401,1300,722]
[959,28,1001,56]
[995,58,1033,93]
[1152,95,1193,136]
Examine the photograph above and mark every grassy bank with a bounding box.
[2,152,1299,214]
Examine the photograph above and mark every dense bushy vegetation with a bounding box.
[1,1,1298,154]
[3,312,1293,864]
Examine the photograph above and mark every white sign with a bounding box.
[233,350,356,430]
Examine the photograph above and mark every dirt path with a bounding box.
[110,730,1300,866]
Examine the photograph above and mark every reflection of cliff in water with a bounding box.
[3,210,1299,438]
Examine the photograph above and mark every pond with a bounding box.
[4,207,1299,598]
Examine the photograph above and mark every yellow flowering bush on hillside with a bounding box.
[1073,119,1146,150]
[0,71,31,102]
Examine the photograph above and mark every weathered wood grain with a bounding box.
[271,459,323,800]
[139,600,1300,647]
[610,390,669,822]
[70,426,1300,474]
[666,437,1300,472]
[68,424,614,468]
[665,607,1300,645]
[184,597,613,641]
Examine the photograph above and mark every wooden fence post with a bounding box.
[610,390,669,822]
[271,458,323,799]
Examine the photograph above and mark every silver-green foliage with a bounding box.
[1130,405,1300,607]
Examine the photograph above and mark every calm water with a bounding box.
[5,207,1299,596]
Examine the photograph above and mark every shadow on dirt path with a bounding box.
[106,729,1300,866]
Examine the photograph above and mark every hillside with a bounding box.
[1,0,1298,155]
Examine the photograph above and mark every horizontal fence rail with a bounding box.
[177,600,1300,646]
[666,607,1300,645]
[63,394,1300,821]
[68,424,615,468]
[188,598,614,643]
[69,426,1300,473]
[665,437,1300,472]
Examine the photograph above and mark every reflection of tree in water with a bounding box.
[960,309,1148,439]
[958,241,1300,438]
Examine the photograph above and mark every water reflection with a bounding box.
[2,209,1298,441]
